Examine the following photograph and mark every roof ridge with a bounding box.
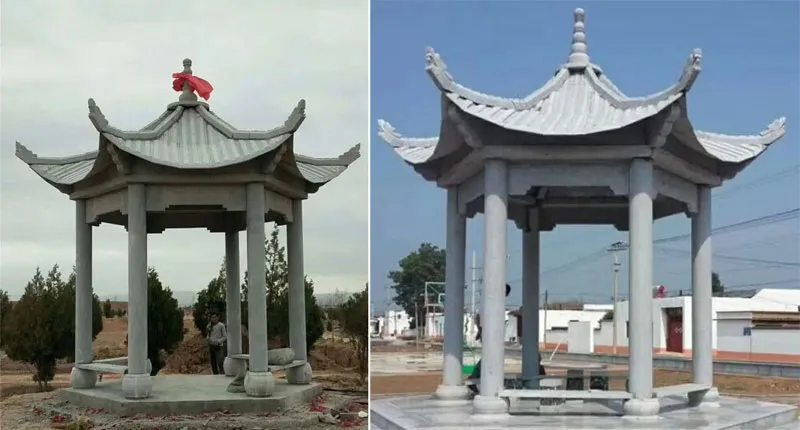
[86,98,307,141]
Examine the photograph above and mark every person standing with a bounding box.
[206,313,227,375]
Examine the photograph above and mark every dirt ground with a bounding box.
[0,390,368,429]
[1,317,368,429]
[370,341,442,354]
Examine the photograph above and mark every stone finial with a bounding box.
[567,8,590,67]
[179,58,198,102]
[182,58,193,75]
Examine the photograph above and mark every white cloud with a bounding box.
[0,0,368,296]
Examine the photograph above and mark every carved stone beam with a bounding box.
[260,143,289,174]
[106,144,132,175]
[647,103,682,149]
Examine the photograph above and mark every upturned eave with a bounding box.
[692,117,786,164]
[292,143,362,191]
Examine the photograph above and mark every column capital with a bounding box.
[515,206,540,232]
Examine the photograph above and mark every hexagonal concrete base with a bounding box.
[59,375,322,416]
[371,394,798,429]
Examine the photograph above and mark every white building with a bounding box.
[428,289,799,363]
[382,310,411,337]
[584,289,800,362]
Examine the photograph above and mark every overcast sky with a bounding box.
[0,1,368,298]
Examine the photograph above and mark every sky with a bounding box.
[370,1,800,313]
[1,1,369,299]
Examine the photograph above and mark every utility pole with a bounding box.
[470,250,478,344]
[542,290,549,350]
[612,252,620,355]
[607,241,628,356]
[414,300,420,345]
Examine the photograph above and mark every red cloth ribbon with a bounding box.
[172,73,214,100]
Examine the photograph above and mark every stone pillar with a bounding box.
[521,207,540,389]
[689,186,719,406]
[435,188,469,400]
[623,159,659,417]
[473,159,509,414]
[70,199,97,389]
[286,199,313,385]
[244,183,275,397]
[223,230,243,377]
[122,184,152,399]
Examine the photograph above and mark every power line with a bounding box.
[714,163,800,199]
[655,247,800,267]
[537,208,800,283]
[714,233,799,252]
[724,279,800,290]
[653,208,799,245]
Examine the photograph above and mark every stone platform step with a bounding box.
[767,420,800,429]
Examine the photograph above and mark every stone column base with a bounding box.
[688,386,720,408]
[70,367,97,389]
[472,394,508,415]
[122,373,153,399]
[223,356,246,377]
[286,363,313,385]
[622,397,660,419]
[244,371,275,397]
[435,384,471,400]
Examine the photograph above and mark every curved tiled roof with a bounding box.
[377,8,785,169]
[294,144,361,184]
[18,91,359,190]
[377,120,438,165]
[88,98,304,169]
[14,144,98,185]
[16,56,361,191]
[692,117,786,163]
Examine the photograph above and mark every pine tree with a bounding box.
[4,267,62,390]
[147,267,185,375]
[338,285,368,382]
[103,299,113,318]
[241,226,325,352]
[0,289,12,348]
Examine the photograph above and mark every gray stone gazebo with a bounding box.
[372,8,788,426]
[16,59,360,404]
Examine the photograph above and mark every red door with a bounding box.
[666,317,683,353]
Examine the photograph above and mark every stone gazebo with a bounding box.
[16,59,360,404]
[372,8,789,426]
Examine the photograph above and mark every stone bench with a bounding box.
[499,388,633,401]
[652,383,711,398]
[93,356,128,365]
[75,357,152,375]
[226,353,311,392]
[76,362,128,374]
[228,354,307,375]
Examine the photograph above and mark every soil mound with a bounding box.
[162,334,211,375]
[310,340,358,371]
